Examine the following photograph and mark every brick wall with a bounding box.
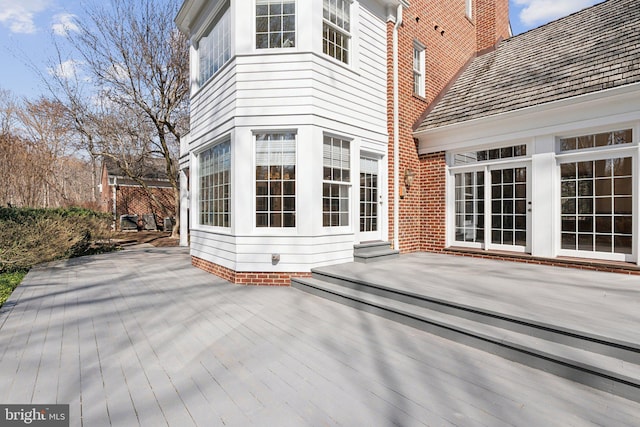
[387,0,509,253]
[420,152,446,252]
[113,186,175,230]
[192,256,312,285]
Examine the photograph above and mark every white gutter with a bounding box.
[392,4,403,250]
[112,177,118,230]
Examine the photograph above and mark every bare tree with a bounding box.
[0,94,94,208]
[56,0,189,237]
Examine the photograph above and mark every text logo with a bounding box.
[0,405,69,427]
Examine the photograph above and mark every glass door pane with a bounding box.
[490,167,527,247]
[360,157,379,236]
[454,171,484,243]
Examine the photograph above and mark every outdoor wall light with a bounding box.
[404,168,416,190]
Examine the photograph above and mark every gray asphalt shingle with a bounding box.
[416,0,640,132]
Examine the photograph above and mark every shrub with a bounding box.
[0,271,26,307]
[0,207,115,273]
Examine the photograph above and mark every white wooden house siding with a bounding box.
[180,0,390,273]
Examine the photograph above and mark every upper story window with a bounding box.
[466,0,473,20]
[256,0,296,49]
[256,132,296,228]
[413,42,425,97]
[198,5,231,85]
[322,0,350,64]
[559,129,633,152]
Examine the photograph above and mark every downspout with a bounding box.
[393,4,403,251]
[112,178,117,230]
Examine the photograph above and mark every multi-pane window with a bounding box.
[453,144,527,165]
[559,129,632,152]
[560,157,632,254]
[198,5,231,85]
[454,172,484,243]
[256,132,296,228]
[413,43,425,97]
[322,0,350,64]
[256,0,296,49]
[199,140,231,227]
[323,136,350,227]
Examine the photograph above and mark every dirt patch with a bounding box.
[111,231,179,247]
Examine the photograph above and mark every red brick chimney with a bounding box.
[476,0,510,51]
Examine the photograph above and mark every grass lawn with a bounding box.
[0,271,26,307]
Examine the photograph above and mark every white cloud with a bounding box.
[0,0,51,34]
[108,63,129,83]
[514,0,603,27]
[51,13,79,37]
[48,59,84,80]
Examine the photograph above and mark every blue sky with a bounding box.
[0,0,606,99]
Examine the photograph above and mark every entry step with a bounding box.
[354,241,399,263]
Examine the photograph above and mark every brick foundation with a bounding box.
[191,256,311,286]
[445,247,640,276]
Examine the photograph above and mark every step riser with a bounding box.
[292,279,640,404]
[310,271,640,365]
[354,253,399,263]
[354,247,391,255]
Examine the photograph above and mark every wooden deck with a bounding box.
[1,246,639,426]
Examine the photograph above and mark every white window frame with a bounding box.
[195,137,232,231]
[322,0,352,65]
[254,131,297,229]
[466,0,473,20]
[256,0,296,49]
[413,41,426,97]
[323,135,351,228]
[197,3,231,86]
[555,136,636,262]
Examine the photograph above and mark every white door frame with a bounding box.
[358,153,384,242]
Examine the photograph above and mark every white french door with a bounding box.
[452,163,531,252]
[359,155,382,242]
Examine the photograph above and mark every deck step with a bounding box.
[353,241,399,263]
[291,272,640,403]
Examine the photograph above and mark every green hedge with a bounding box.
[0,207,114,273]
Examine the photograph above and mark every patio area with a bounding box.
[1,246,639,426]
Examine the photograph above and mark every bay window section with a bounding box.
[256,132,296,228]
[256,0,296,49]
[322,0,350,64]
[198,4,231,85]
[323,136,350,227]
[199,140,231,227]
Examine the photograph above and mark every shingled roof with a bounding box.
[103,156,171,181]
[415,0,640,132]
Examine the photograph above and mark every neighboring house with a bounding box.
[99,157,176,230]
[415,0,640,267]
[175,0,510,283]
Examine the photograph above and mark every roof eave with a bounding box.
[175,0,218,35]
[414,82,640,153]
